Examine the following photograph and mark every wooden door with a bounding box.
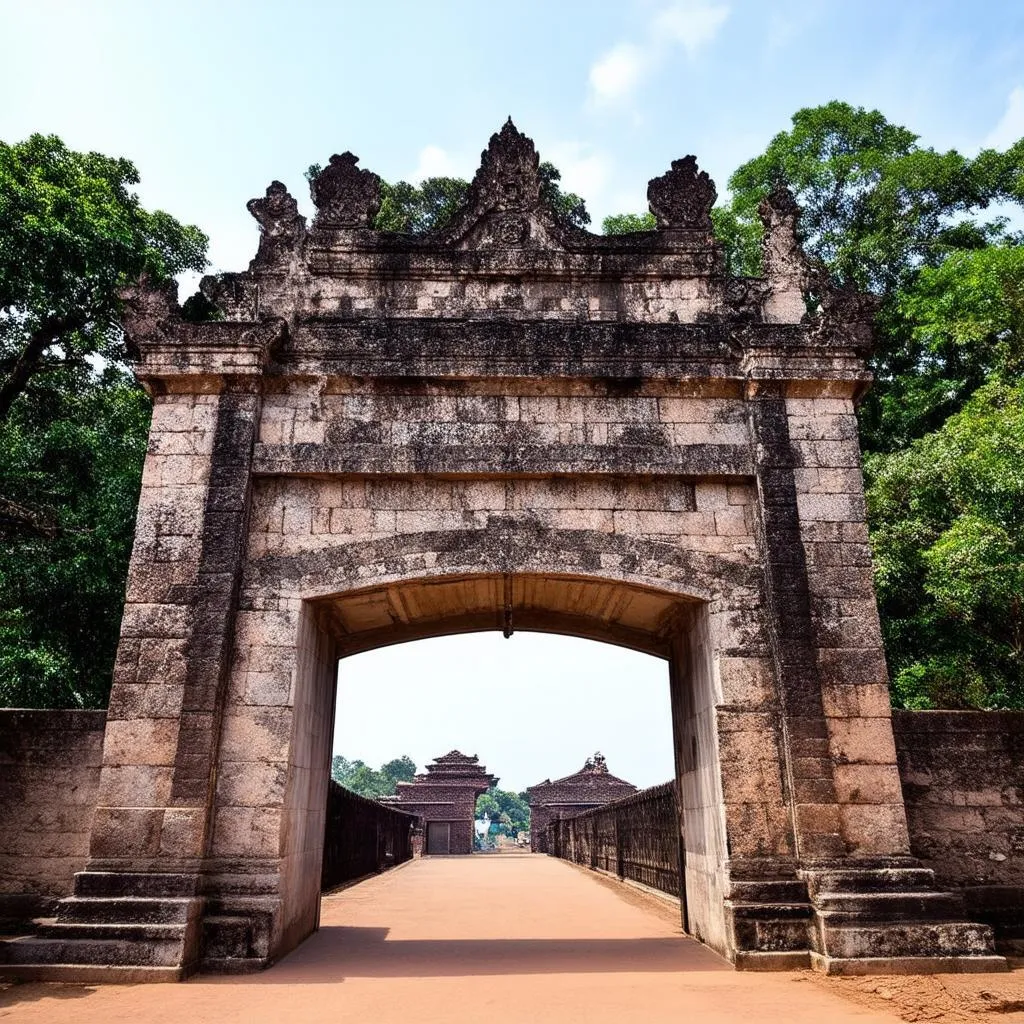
[426,822,450,855]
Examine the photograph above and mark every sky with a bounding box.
[3,0,1023,792]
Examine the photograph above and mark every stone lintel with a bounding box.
[135,322,286,393]
[250,443,754,478]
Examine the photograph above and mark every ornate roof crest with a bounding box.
[435,119,559,248]
[310,152,382,228]
[471,118,543,213]
[247,181,305,264]
[647,156,716,230]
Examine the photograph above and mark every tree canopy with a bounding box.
[475,787,530,837]
[331,755,418,798]
[0,134,207,421]
[0,134,207,708]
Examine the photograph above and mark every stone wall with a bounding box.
[893,710,1024,948]
[0,710,106,919]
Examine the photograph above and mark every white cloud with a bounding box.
[544,141,612,200]
[587,0,730,107]
[653,0,730,57]
[588,43,649,104]
[982,86,1024,151]
[410,144,467,182]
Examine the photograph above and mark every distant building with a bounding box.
[387,750,496,855]
[526,753,638,853]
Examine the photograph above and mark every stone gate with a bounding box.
[4,121,1006,978]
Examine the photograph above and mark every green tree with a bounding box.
[331,754,418,798]
[381,755,417,785]
[866,380,1024,709]
[375,177,469,233]
[0,134,207,421]
[725,101,1022,294]
[475,787,530,836]
[721,101,1024,450]
[602,212,655,235]
[0,366,150,707]
[0,134,207,708]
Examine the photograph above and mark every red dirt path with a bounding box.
[2,855,1019,1024]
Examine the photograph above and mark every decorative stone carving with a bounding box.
[199,273,259,322]
[758,186,811,323]
[724,276,770,321]
[471,118,543,213]
[647,156,716,230]
[757,185,880,344]
[436,119,559,249]
[309,152,381,228]
[247,181,305,264]
[118,274,179,354]
[813,281,882,351]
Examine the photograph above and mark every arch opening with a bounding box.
[276,570,736,964]
[308,571,701,659]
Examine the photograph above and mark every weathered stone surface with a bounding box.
[0,711,105,919]
[3,122,1011,983]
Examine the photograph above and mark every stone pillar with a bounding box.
[90,386,263,876]
[784,389,911,859]
[746,382,848,864]
[50,301,284,976]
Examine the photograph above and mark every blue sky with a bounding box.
[3,0,1023,790]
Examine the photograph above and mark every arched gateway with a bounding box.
[47,123,1001,976]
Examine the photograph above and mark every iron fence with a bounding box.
[321,780,417,891]
[545,781,682,900]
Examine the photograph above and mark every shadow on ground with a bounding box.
[201,926,731,983]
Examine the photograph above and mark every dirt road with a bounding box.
[2,855,1021,1024]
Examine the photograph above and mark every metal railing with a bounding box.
[321,780,417,891]
[545,781,682,900]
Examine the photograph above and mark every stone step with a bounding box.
[0,963,189,984]
[804,867,935,897]
[57,896,199,926]
[812,953,1009,976]
[819,920,997,961]
[201,916,255,961]
[814,890,967,920]
[74,872,200,899]
[0,934,187,968]
[728,901,813,921]
[728,879,809,904]
[37,921,187,942]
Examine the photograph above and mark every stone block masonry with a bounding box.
[0,710,106,920]
[893,711,1024,952]
[0,120,1014,982]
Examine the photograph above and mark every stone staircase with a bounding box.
[0,872,203,983]
[805,866,1007,974]
[726,876,815,970]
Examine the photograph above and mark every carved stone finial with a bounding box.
[472,118,543,213]
[435,119,552,248]
[247,181,305,264]
[647,156,716,230]
[758,186,811,323]
[758,186,804,278]
[310,152,381,228]
[118,274,179,354]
